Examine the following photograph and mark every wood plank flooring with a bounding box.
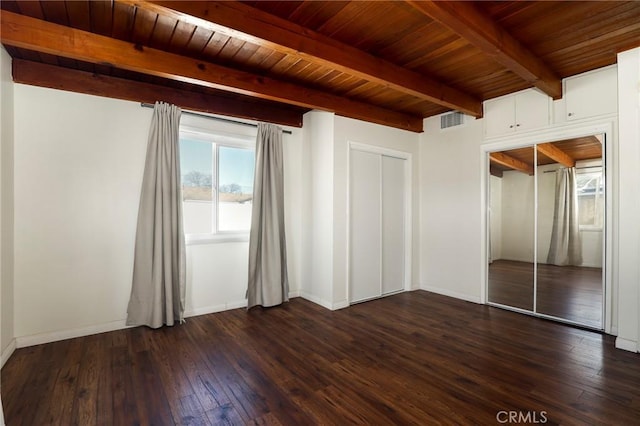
[3,291,639,425]
[488,260,603,328]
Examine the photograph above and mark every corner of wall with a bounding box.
[0,45,16,360]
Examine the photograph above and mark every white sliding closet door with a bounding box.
[350,148,407,303]
[350,150,382,302]
[382,156,405,294]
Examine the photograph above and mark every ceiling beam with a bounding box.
[121,0,482,117]
[0,11,422,132]
[11,59,305,128]
[536,143,576,168]
[489,152,534,175]
[406,0,562,99]
[489,165,504,178]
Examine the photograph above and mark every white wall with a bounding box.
[0,46,14,426]
[615,47,640,352]
[419,117,484,302]
[14,86,152,342]
[489,175,502,261]
[12,85,303,346]
[300,111,335,308]
[0,46,15,365]
[500,170,536,263]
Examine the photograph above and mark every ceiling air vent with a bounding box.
[440,111,465,129]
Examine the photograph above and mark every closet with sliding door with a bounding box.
[349,144,409,303]
[487,135,606,329]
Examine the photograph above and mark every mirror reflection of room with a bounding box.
[488,135,604,329]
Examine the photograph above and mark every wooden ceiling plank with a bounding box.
[66,1,92,32]
[120,0,482,117]
[406,0,562,99]
[1,11,422,132]
[489,152,534,175]
[536,143,575,168]
[89,0,113,36]
[11,59,304,127]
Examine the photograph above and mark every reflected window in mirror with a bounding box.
[576,168,604,230]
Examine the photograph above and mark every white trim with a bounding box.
[0,339,16,369]
[421,285,482,304]
[331,300,350,310]
[186,233,250,245]
[16,320,131,348]
[300,291,333,310]
[184,303,232,317]
[615,337,638,353]
[348,141,412,160]
[13,293,301,349]
[288,289,301,298]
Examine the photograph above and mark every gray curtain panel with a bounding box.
[127,102,186,328]
[547,167,583,266]
[247,123,289,309]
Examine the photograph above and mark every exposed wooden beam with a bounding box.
[536,143,576,168]
[0,11,422,132]
[11,59,305,128]
[406,0,562,99]
[121,0,482,117]
[489,165,504,178]
[489,152,534,175]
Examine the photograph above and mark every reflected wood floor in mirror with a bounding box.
[2,292,639,425]
[489,259,602,328]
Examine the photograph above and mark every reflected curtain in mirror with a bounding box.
[547,167,582,266]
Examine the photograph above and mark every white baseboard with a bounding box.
[299,291,351,311]
[16,319,131,349]
[12,294,302,352]
[331,300,349,310]
[288,290,301,298]
[299,291,333,310]
[185,302,239,318]
[615,337,638,352]
[1,338,16,369]
[420,285,482,304]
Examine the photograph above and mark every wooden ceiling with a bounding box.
[1,1,639,132]
[490,135,603,177]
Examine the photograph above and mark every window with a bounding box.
[180,128,255,240]
[576,168,604,230]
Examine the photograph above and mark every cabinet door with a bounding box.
[515,90,550,131]
[565,66,617,121]
[349,150,382,302]
[484,96,516,137]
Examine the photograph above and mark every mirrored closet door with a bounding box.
[487,135,605,329]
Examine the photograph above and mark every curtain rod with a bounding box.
[140,103,292,135]
[542,165,602,173]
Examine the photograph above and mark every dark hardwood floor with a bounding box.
[3,291,639,425]
[488,259,603,328]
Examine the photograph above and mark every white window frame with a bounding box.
[576,165,604,232]
[180,125,255,245]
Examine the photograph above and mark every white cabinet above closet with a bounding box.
[564,66,618,121]
[484,89,551,138]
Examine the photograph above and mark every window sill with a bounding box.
[579,226,603,232]
[186,233,250,245]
